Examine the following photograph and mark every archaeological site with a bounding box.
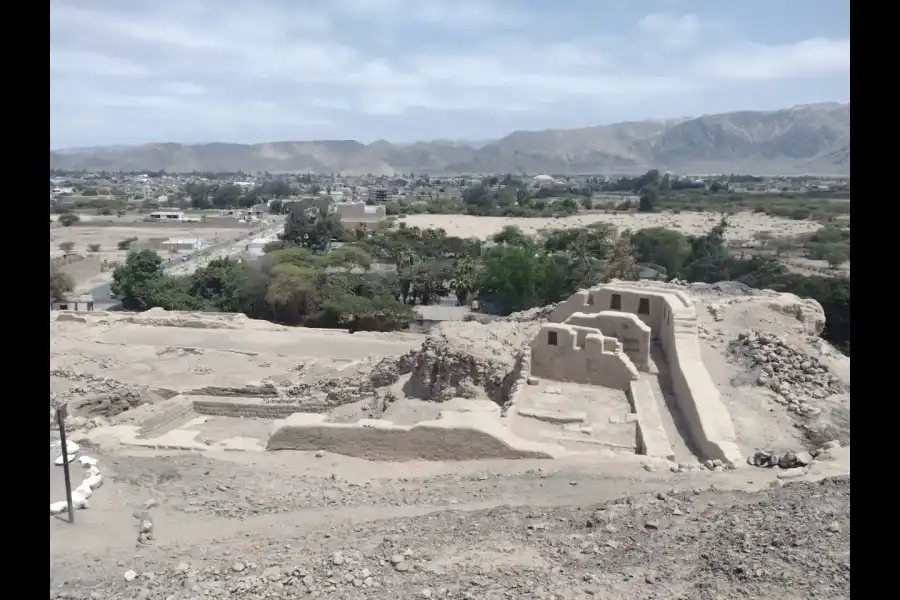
[50,279,850,599]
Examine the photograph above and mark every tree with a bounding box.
[281,199,342,252]
[492,225,530,246]
[631,227,691,275]
[451,255,479,306]
[638,184,659,212]
[602,231,638,281]
[50,270,74,302]
[110,250,166,310]
[265,264,317,323]
[322,245,372,272]
[58,213,80,227]
[185,182,211,209]
[269,199,283,214]
[58,241,75,253]
[824,246,849,270]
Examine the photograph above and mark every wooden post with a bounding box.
[56,404,75,523]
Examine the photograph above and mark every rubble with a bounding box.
[383,320,538,404]
[728,330,844,417]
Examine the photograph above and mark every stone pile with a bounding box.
[748,440,842,469]
[729,330,844,417]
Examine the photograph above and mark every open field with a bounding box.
[397,210,825,242]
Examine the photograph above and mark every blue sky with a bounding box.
[50,0,850,148]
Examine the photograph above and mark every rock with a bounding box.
[394,561,411,573]
[231,562,245,572]
[315,450,325,458]
[777,467,807,479]
[389,554,404,566]
[123,570,137,582]
[331,552,345,566]
[139,520,153,534]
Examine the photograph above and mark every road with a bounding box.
[85,226,280,303]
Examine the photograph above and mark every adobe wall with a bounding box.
[626,380,674,460]
[191,397,326,418]
[529,324,639,390]
[565,311,651,370]
[551,284,742,465]
[267,412,559,461]
[501,347,532,416]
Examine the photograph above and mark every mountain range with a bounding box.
[49,103,850,176]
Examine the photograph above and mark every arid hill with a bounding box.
[50,103,849,175]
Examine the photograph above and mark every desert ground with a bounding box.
[397,211,824,242]
[51,218,281,295]
[50,279,850,599]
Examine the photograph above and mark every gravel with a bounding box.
[51,477,850,600]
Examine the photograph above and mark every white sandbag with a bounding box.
[50,440,80,454]
[71,493,89,510]
[83,473,103,490]
[78,456,98,468]
[75,483,93,499]
[86,465,101,478]
[49,501,68,515]
[55,453,78,466]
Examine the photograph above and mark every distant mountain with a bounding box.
[49,103,850,175]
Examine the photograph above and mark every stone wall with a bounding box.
[191,397,328,418]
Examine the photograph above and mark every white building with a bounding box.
[51,294,95,312]
[148,211,185,222]
[161,238,204,252]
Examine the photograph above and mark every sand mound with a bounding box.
[370,321,539,404]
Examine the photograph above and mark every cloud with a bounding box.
[693,38,851,80]
[49,0,850,147]
[636,13,703,49]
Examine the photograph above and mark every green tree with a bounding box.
[265,264,318,323]
[50,270,74,302]
[111,250,166,310]
[281,199,341,252]
[631,227,691,274]
[58,213,80,227]
[58,241,75,253]
[451,254,479,306]
[638,184,659,212]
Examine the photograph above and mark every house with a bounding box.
[335,202,387,229]
[51,294,95,312]
[147,211,185,222]
[161,238,204,252]
[409,304,471,333]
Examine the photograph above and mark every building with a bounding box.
[367,187,389,204]
[161,238,204,252]
[528,283,742,465]
[335,202,387,229]
[51,294,95,312]
[147,211,185,222]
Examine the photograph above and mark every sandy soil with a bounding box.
[397,211,823,242]
[49,283,850,599]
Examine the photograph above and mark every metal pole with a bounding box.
[56,406,75,523]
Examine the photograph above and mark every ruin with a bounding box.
[508,283,742,465]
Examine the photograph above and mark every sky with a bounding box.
[50,0,850,149]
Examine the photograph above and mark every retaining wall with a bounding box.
[190,397,329,418]
[502,348,532,416]
[626,380,674,460]
[267,412,559,461]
